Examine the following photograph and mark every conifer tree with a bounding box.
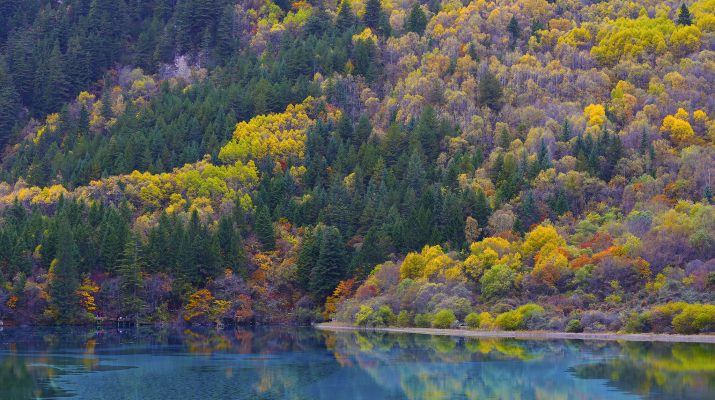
[479,71,504,112]
[117,234,146,323]
[255,205,276,250]
[507,16,520,43]
[309,226,347,299]
[363,0,383,30]
[406,3,427,35]
[335,0,357,30]
[677,3,693,25]
[217,216,246,276]
[0,59,19,149]
[48,214,81,324]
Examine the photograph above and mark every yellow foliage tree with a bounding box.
[522,224,566,260]
[584,104,606,127]
[661,109,696,145]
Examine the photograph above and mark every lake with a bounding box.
[0,326,713,399]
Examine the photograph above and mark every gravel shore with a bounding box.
[316,322,715,343]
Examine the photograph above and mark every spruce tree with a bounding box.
[406,3,427,35]
[335,0,357,30]
[255,205,276,250]
[217,216,246,276]
[354,114,372,145]
[0,59,19,149]
[117,234,146,323]
[507,16,520,43]
[479,71,504,112]
[309,226,347,299]
[677,4,693,25]
[363,0,383,30]
[296,227,321,289]
[48,214,81,324]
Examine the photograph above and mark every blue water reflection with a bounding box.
[0,327,712,399]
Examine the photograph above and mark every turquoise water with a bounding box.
[0,327,713,399]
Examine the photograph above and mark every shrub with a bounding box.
[396,310,413,327]
[644,302,687,333]
[672,304,715,334]
[624,312,648,333]
[432,309,456,329]
[566,319,583,333]
[355,305,374,327]
[495,310,523,330]
[494,304,545,331]
[465,312,480,329]
[414,313,433,328]
[479,312,494,329]
[580,310,619,332]
[376,305,396,326]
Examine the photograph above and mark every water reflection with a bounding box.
[0,327,713,399]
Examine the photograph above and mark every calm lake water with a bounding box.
[0,326,713,399]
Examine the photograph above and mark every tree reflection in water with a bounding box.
[0,327,713,399]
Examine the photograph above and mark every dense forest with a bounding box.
[0,0,713,334]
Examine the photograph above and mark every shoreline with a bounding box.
[315,322,715,344]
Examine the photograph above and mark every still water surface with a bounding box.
[0,326,713,399]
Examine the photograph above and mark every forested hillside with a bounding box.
[0,0,714,334]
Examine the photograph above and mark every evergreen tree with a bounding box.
[363,0,383,30]
[217,216,246,276]
[0,59,19,149]
[474,188,491,229]
[479,71,504,112]
[48,214,81,324]
[309,226,347,299]
[255,205,276,250]
[335,0,357,30]
[117,234,146,322]
[705,186,714,204]
[216,6,237,60]
[406,3,427,35]
[352,226,386,278]
[538,139,551,170]
[507,16,520,43]
[354,114,372,145]
[561,119,572,142]
[414,106,440,159]
[677,3,693,25]
[518,191,538,232]
[297,227,321,289]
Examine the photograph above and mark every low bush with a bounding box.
[396,310,413,327]
[672,304,715,334]
[625,302,715,334]
[414,313,433,328]
[494,304,545,331]
[479,312,494,329]
[465,312,480,329]
[432,309,457,329]
[566,319,583,333]
[354,305,395,327]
